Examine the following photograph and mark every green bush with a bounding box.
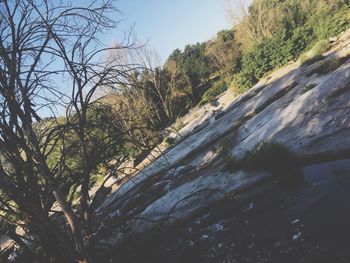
[299,39,330,66]
[234,28,313,92]
[232,4,350,93]
[199,79,228,105]
[299,53,324,66]
[91,173,105,186]
[313,8,350,40]
[163,136,175,146]
[244,141,300,176]
[173,117,185,131]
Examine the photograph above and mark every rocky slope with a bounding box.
[95,30,350,262]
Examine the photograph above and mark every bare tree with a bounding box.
[221,0,250,26]
[222,0,283,43]
[108,44,177,128]
[131,45,176,124]
[0,0,138,262]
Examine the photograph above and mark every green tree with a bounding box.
[181,43,210,105]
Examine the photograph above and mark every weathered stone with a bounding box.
[97,29,350,242]
[231,59,350,159]
[130,171,269,233]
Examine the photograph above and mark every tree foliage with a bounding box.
[109,0,350,135]
[233,0,350,91]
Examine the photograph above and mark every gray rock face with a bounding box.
[97,30,350,240]
[232,60,350,159]
[131,171,269,233]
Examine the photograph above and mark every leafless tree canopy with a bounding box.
[0,0,139,262]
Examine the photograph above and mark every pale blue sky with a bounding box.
[39,0,237,117]
[112,0,232,64]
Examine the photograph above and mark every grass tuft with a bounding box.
[299,40,330,66]
[302,83,317,94]
[173,118,185,131]
[163,136,175,146]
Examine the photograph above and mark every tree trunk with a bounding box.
[53,190,91,262]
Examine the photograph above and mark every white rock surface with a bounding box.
[97,30,350,235]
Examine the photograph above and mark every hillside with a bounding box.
[1,1,350,262]
[93,29,350,262]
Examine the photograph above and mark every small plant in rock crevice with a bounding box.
[299,39,330,66]
[163,136,175,147]
[302,83,317,94]
[173,118,185,131]
[243,141,300,176]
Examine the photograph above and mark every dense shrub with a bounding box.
[234,27,313,92]
[232,3,349,93]
[199,79,228,105]
[163,136,175,146]
[173,117,185,131]
[244,141,300,176]
[313,8,350,40]
[299,39,330,66]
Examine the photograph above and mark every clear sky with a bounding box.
[112,0,232,64]
[36,0,234,117]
